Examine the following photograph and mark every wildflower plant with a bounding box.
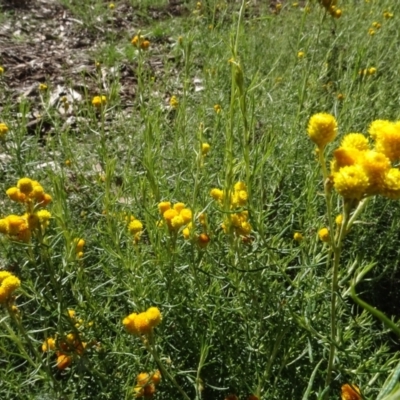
[2,0,400,398]
[307,113,400,396]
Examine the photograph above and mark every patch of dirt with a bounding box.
[0,0,187,136]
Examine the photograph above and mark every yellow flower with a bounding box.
[307,113,338,149]
[133,313,152,335]
[180,208,192,224]
[239,221,252,236]
[214,104,222,114]
[333,165,370,200]
[140,40,150,50]
[383,11,393,19]
[368,67,377,75]
[0,123,8,139]
[331,147,362,174]
[293,232,303,241]
[173,202,185,213]
[132,35,146,48]
[373,121,400,162]
[368,119,391,140]
[341,383,361,400]
[234,181,247,191]
[318,228,330,242]
[360,150,391,193]
[92,95,107,108]
[146,307,162,328]
[6,215,26,235]
[6,187,24,202]
[368,28,375,36]
[335,214,343,225]
[381,168,400,199]
[108,3,115,9]
[17,178,33,195]
[41,193,52,206]
[341,133,370,151]
[333,8,342,18]
[39,83,48,91]
[163,209,179,226]
[129,220,143,234]
[37,210,51,224]
[75,238,85,252]
[0,273,21,303]
[297,51,305,59]
[31,183,44,200]
[171,215,185,229]
[151,370,161,385]
[182,226,191,239]
[136,372,151,387]
[210,188,224,201]
[123,313,139,335]
[169,95,179,109]
[0,66,4,74]
[41,337,56,352]
[0,271,12,282]
[236,190,248,206]
[201,143,210,155]
[372,22,381,29]
[158,201,171,214]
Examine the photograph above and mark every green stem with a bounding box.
[144,335,191,400]
[324,201,350,394]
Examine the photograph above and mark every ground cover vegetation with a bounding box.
[1,0,400,399]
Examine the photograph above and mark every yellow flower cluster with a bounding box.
[0,122,8,139]
[330,120,400,200]
[131,35,150,50]
[214,104,222,114]
[359,67,377,76]
[169,95,179,109]
[92,95,107,108]
[210,182,252,238]
[293,232,303,242]
[318,0,341,18]
[42,310,89,370]
[6,178,51,206]
[133,370,161,398]
[0,271,21,304]
[0,178,52,242]
[158,201,192,234]
[128,216,144,243]
[182,213,210,248]
[74,238,85,259]
[123,307,162,336]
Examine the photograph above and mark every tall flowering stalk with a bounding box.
[123,307,190,400]
[306,114,400,395]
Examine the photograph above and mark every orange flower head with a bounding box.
[341,384,361,400]
[56,354,72,370]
